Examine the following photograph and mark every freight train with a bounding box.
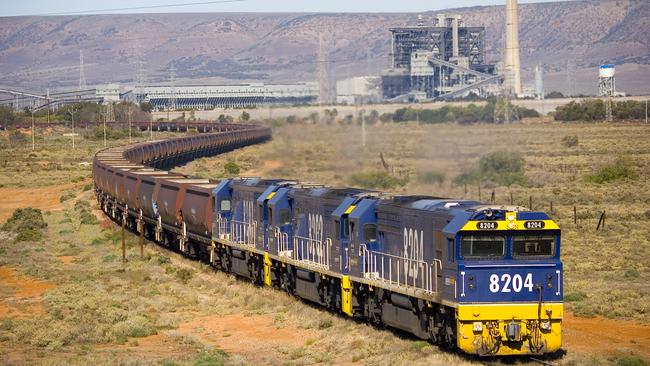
[93,123,563,356]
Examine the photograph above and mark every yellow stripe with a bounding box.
[457,303,563,320]
[266,191,276,200]
[341,275,353,316]
[460,219,559,231]
[344,205,356,215]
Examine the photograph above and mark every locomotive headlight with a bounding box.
[507,214,515,221]
[540,320,551,330]
[473,322,483,332]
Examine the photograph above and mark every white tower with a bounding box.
[534,64,544,100]
[504,0,521,96]
[599,64,615,122]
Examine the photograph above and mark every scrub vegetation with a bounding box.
[1,119,648,365]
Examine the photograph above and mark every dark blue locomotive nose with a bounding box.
[458,263,563,303]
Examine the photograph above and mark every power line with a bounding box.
[30,0,246,17]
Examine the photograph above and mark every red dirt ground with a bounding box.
[0,183,77,222]
[0,267,55,318]
[563,312,650,360]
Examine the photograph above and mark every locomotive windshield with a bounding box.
[512,234,555,258]
[460,235,505,259]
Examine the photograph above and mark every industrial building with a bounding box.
[382,14,500,101]
[134,82,319,110]
[335,76,381,104]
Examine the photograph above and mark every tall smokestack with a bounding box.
[451,16,459,58]
[504,0,521,96]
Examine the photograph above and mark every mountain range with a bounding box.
[0,0,648,95]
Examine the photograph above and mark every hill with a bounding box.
[0,0,648,95]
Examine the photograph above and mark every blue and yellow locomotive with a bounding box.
[210,180,563,356]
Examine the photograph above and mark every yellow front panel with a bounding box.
[263,252,272,286]
[341,275,353,317]
[457,303,563,356]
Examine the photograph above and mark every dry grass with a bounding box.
[1,122,648,365]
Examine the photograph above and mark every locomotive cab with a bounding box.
[453,208,563,355]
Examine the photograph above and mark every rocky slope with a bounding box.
[0,0,648,94]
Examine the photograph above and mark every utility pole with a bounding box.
[103,110,107,147]
[68,107,77,150]
[646,99,648,124]
[128,105,132,143]
[31,109,35,151]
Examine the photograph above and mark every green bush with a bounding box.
[350,171,408,189]
[614,356,648,366]
[60,192,75,203]
[454,151,528,187]
[564,292,588,302]
[223,161,240,175]
[584,156,638,183]
[79,211,99,225]
[419,170,445,185]
[192,349,228,366]
[391,99,538,124]
[555,99,647,122]
[562,135,579,147]
[176,268,193,284]
[2,207,47,242]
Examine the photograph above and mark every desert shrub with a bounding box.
[614,356,648,366]
[584,156,638,183]
[350,170,408,190]
[223,161,240,175]
[176,268,194,283]
[391,99,538,124]
[454,151,528,186]
[60,192,75,203]
[555,99,647,122]
[623,269,640,279]
[562,135,579,147]
[192,349,228,366]
[317,318,333,330]
[409,340,430,352]
[419,170,445,185]
[82,183,93,191]
[2,207,47,242]
[84,127,142,141]
[564,292,587,302]
[79,211,99,225]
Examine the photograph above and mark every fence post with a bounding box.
[510,192,513,205]
[574,206,577,225]
[478,184,482,201]
[550,201,553,212]
[529,196,532,210]
[490,190,495,203]
[596,211,606,231]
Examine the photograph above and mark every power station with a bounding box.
[381,13,500,101]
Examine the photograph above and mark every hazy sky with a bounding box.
[1,0,564,16]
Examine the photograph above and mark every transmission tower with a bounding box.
[566,58,576,97]
[317,33,330,105]
[105,102,115,122]
[79,50,87,91]
[169,61,177,111]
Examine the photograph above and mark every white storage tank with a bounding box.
[599,64,615,78]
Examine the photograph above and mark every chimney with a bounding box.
[504,0,522,96]
[451,16,460,58]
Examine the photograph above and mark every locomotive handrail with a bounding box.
[293,235,331,270]
[275,227,291,257]
[230,219,257,248]
[360,244,438,295]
